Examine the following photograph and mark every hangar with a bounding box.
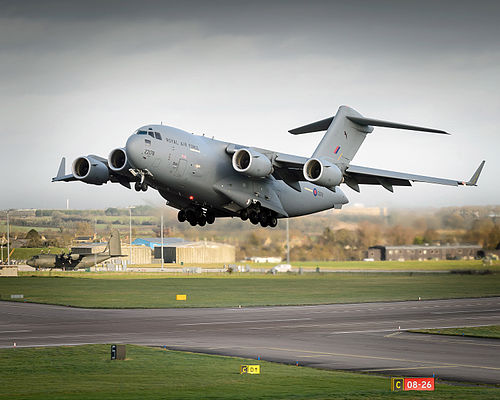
[153,241,235,264]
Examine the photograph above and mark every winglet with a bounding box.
[465,160,485,186]
[56,157,66,178]
[52,157,77,182]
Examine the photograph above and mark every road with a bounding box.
[1,297,499,384]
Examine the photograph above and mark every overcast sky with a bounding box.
[0,0,499,211]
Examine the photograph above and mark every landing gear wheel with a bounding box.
[260,219,268,227]
[198,216,207,226]
[141,182,148,192]
[249,212,259,225]
[195,208,204,219]
[240,209,248,221]
[134,182,142,191]
[186,209,196,224]
[269,216,278,227]
[259,212,269,224]
[206,212,215,224]
[177,210,186,223]
[189,219,197,226]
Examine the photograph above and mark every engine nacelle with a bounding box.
[72,156,110,185]
[108,148,130,173]
[303,158,343,188]
[232,148,273,178]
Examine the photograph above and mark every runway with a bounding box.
[1,297,499,384]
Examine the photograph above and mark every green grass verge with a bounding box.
[411,325,500,339]
[0,344,496,399]
[0,222,61,233]
[1,273,499,308]
[292,260,500,271]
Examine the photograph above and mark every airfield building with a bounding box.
[153,241,235,264]
[74,238,235,266]
[130,238,236,264]
[366,244,484,261]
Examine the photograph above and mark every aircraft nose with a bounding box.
[125,134,144,169]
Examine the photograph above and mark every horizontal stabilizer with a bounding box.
[346,116,449,134]
[288,114,449,135]
[289,116,334,134]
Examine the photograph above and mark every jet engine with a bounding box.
[108,148,130,172]
[232,148,273,178]
[72,156,110,185]
[303,158,343,188]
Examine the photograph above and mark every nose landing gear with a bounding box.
[177,207,215,227]
[130,168,152,192]
[134,181,148,192]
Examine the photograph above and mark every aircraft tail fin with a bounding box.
[106,230,122,257]
[289,106,450,168]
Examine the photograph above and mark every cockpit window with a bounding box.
[136,130,147,135]
[148,132,154,138]
[154,132,162,140]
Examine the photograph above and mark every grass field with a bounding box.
[292,259,500,271]
[1,273,499,308]
[125,259,499,271]
[0,344,497,399]
[411,325,500,339]
[40,259,494,272]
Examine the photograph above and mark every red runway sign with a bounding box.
[391,377,435,391]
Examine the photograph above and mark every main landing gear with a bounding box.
[177,207,216,227]
[240,203,278,227]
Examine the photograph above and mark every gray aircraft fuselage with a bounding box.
[125,127,347,219]
[27,253,112,270]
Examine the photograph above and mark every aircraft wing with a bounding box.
[271,152,484,193]
[227,144,484,193]
[343,161,485,192]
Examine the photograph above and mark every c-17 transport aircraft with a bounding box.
[27,230,122,270]
[53,106,485,228]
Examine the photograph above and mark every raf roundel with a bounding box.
[313,188,318,197]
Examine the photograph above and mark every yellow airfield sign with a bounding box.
[240,365,260,374]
